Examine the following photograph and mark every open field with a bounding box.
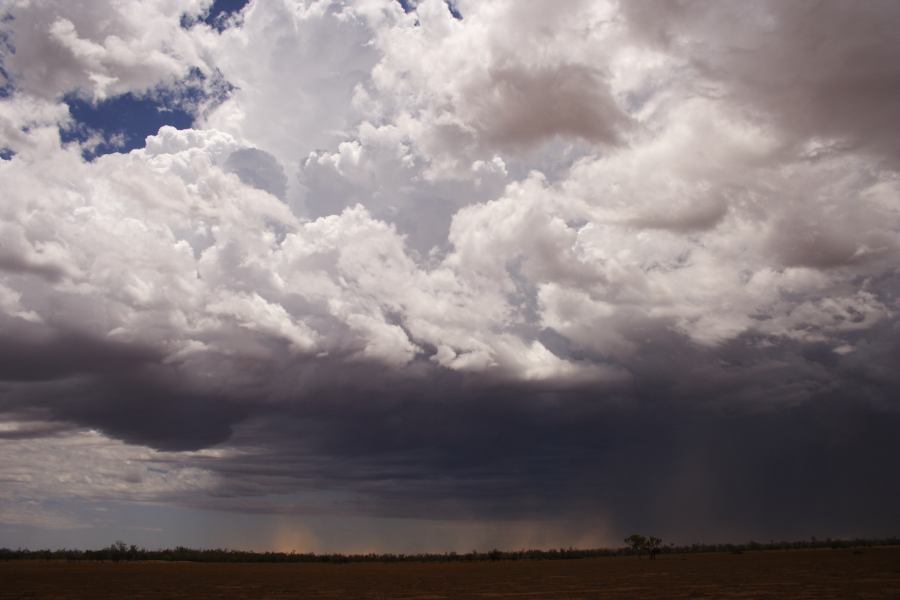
[2,547,899,599]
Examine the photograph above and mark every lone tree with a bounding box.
[646,535,662,560]
[625,534,663,559]
[625,534,647,557]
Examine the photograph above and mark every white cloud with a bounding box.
[2,0,898,398]
[360,0,630,177]
[1,0,899,522]
[621,0,900,164]
[1,0,211,101]
[196,0,392,207]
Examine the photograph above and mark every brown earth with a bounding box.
[2,547,899,599]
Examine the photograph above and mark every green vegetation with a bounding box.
[0,537,897,564]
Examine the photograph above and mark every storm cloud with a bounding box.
[1,0,899,551]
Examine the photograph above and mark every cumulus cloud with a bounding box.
[1,0,211,101]
[621,0,900,163]
[1,0,899,546]
[358,0,630,176]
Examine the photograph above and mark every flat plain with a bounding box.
[2,547,899,599]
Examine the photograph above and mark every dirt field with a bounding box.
[2,547,899,599]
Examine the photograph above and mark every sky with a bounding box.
[1,0,899,553]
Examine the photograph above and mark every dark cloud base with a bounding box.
[131,383,900,544]
[3,316,898,541]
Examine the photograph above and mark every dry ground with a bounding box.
[2,547,899,599]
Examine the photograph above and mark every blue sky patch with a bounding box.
[446,1,462,20]
[0,14,14,98]
[59,67,233,160]
[396,0,462,19]
[182,0,250,31]
[61,92,193,160]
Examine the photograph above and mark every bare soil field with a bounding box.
[2,547,899,599]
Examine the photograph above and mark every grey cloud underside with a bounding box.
[226,397,900,540]
[1,0,900,542]
[3,307,900,535]
[0,317,160,382]
[224,148,287,199]
[468,64,630,149]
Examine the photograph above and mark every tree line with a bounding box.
[1,536,897,564]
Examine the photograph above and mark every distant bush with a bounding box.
[624,534,663,559]
[1,537,897,564]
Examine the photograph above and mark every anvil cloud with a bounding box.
[1,0,899,552]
